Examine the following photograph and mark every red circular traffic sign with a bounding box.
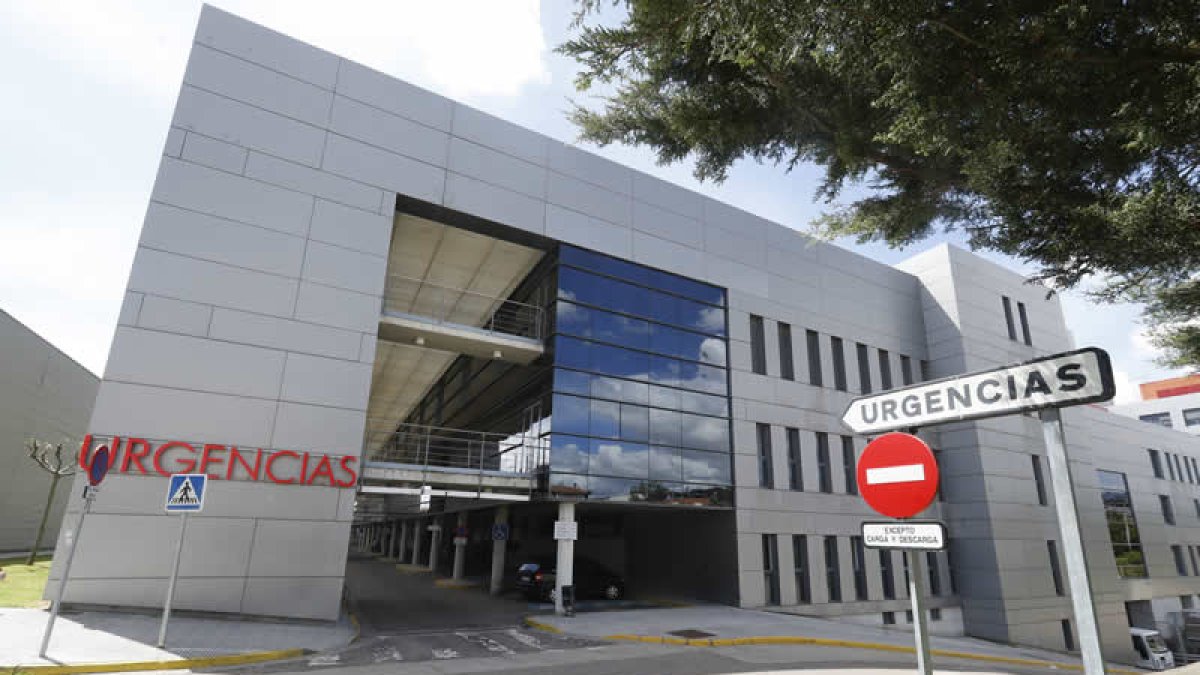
[87,445,112,487]
[856,433,939,519]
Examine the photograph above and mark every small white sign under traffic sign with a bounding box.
[841,347,1115,435]
[553,520,578,541]
[862,522,946,550]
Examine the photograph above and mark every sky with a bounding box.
[0,0,1183,404]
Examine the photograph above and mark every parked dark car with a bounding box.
[515,556,625,601]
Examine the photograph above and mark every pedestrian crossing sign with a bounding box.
[165,474,207,512]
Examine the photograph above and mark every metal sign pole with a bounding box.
[1040,407,1105,675]
[158,512,189,647]
[39,490,94,658]
[906,549,933,675]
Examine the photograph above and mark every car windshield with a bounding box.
[1145,635,1168,652]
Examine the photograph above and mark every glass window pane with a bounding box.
[549,472,589,499]
[592,311,650,350]
[675,296,727,336]
[649,445,682,481]
[681,413,731,452]
[552,394,589,436]
[550,434,590,474]
[649,408,683,446]
[649,384,681,409]
[556,336,590,370]
[620,403,650,442]
[556,300,592,337]
[554,369,590,396]
[682,449,731,483]
[591,343,650,380]
[679,390,727,417]
[589,399,620,438]
[588,440,649,478]
[587,476,647,501]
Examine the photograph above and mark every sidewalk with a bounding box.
[0,607,355,672]
[528,605,1139,673]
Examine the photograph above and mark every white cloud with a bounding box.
[1110,369,1140,406]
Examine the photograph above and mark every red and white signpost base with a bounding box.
[857,433,942,675]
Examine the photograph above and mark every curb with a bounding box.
[603,634,1140,674]
[4,648,308,675]
[522,616,562,634]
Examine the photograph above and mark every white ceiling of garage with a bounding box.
[364,213,543,455]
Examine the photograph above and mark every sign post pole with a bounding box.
[40,444,110,658]
[158,512,188,647]
[906,550,933,675]
[1041,407,1104,675]
[39,490,94,658]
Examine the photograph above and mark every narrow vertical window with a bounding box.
[793,535,811,603]
[1032,455,1048,506]
[920,360,931,381]
[1048,540,1064,596]
[900,354,914,386]
[831,337,847,391]
[757,423,773,489]
[1176,455,1186,482]
[1002,296,1017,340]
[1191,546,1200,577]
[882,611,896,625]
[749,315,767,375]
[945,546,958,595]
[806,330,822,386]
[880,549,896,599]
[824,537,841,602]
[763,534,780,605]
[1149,449,1164,479]
[1194,498,1200,519]
[926,551,941,596]
[817,432,832,493]
[1161,494,1175,525]
[842,436,857,495]
[1174,545,1189,576]
[1188,458,1196,484]
[878,349,893,390]
[1062,619,1075,651]
[786,427,802,491]
[778,322,794,380]
[1017,301,1032,345]
[856,342,872,393]
[851,536,869,600]
[1167,452,1178,481]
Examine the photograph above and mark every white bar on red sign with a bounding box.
[865,464,925,485]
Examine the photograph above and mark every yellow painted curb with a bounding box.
[523,616,562,634]
[4,648,307,675]
[602,634,1140,674]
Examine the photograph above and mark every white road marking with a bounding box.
[456,632,516,655]
[865,463,925,485]
[307,654,341,667]
[432,648,459,660]
[507,629,545,650]
[371,646,403,663]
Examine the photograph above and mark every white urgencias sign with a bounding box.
[841,348,1115,435]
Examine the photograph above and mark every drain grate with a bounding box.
[668,629,716,639]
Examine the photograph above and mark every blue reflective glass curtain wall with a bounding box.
[549,246,733,506]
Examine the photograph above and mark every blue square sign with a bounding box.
[165,474,207,512]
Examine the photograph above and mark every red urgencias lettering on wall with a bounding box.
[78,435,359,488]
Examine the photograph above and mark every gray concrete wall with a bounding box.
[0,310,98,553]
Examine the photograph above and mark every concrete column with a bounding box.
[411,518,424,565]
[391,521,400,558]
[490,505,509,595]
[399,521,410,562]
[452,512,468,580]
[555,501,575,616]
[428,520,442,571]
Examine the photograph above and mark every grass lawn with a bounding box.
[0,555,51,608]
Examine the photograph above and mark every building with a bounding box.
[0,309,99,553]
[1112,375,1200,435]
[46,6,1200,665]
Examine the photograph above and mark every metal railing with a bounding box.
[382,274,544,341]
[364,421,549,493]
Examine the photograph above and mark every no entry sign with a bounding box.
[857,433,939,519]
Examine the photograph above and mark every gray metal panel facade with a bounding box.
[0,310,99,553]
